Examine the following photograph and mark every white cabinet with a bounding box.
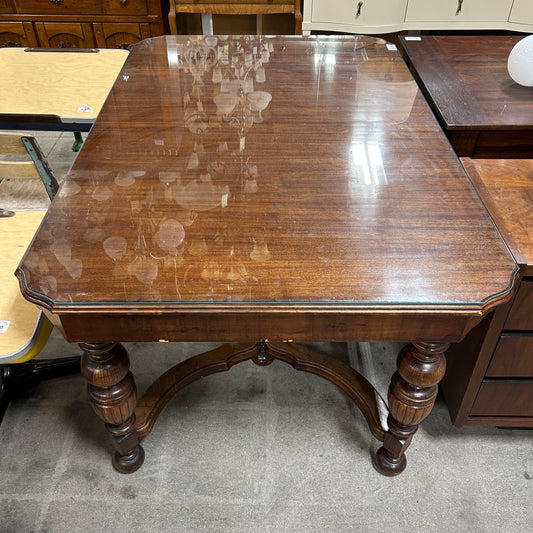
[303,0,533,34]
[509,0,533,26]
[311,0,407,31]
[405,0,513,23]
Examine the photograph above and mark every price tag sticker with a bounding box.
[386,44,397,51]
[0,320,10,333]
[405,37,422,41]
[77,104,94,113]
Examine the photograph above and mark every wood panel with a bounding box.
[93,22,150,49]
[505,281,533,330]
[102,0,149,15]
[34,22,96,48]
[0,21,38,47]
[487,335,533,377]
[471,382,533,417]
[460,159,533,270]
[15,0,99,15]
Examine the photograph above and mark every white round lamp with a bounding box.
[507,35,533,87]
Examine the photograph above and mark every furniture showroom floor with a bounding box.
[0,131,531,533]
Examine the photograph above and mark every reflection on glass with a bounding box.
[83,35,277,294]
[355,58,418,124]
[350,141,387,186]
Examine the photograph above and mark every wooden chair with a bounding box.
[0,132,80,424]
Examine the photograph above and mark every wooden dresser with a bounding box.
[442,158,533,427]
[0,0,167,49]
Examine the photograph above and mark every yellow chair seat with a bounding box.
[0,210,52,363]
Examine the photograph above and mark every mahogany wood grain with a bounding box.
[504,281,533,329]
[461,158,533,273]
[487,335,533,378]
[471,381,533,417]
[400,35,533,158]
[16,36,519,475]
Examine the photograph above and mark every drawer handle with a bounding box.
[121,0,128,5]
[456,0,463,16]
[49,0,64,5]
[356,1,363,18]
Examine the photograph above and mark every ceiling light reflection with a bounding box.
[350,141,388,186]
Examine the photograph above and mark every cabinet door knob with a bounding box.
[121,0,128,5]
[356,1,363,18]
[49,0,64,5]
[456,0,464,16]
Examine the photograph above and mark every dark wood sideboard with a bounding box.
[442,159,533,427]
[399,35,533,159]
[0,0,167,49]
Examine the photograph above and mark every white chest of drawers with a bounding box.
[303,0,533,35]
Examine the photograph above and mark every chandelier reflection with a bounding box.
[176,36,274,149]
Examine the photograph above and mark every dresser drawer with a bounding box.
[15,0,99,15]
[509,0,533,25]
[487,335,533,377]
[504,280,533,330]
[0,22,39,47]
[34,22,96,48]
[311,0,407,26]
[471,381,533,417]
[405,0,513,23]
[102,0,148,16]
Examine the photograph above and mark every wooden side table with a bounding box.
[442,158,533,426]
[399,35,533,158]
[168,0,302,35]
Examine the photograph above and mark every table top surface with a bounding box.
[18,36,517,313]
[399,35,533,130]
[461,158,533,273]
[0,47,128,123]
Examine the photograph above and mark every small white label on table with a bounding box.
[77,104,94,113]
[386,44,397,51]
[405,37,422,41]
[0,321,10,333]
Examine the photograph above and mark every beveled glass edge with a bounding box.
[17,263,520,310]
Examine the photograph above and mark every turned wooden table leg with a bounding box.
[80,342,144,474]
[374,341,448,476]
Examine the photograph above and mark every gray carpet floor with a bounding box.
[0,132,531,533]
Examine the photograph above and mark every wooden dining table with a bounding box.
[16,35,519,476]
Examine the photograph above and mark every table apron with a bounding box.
[50,309,485,344]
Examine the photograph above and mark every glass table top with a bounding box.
[18,36,517,308]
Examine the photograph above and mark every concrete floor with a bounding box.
[0,132,531,533]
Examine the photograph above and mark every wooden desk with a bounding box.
[0,47,127,149]
[168,0,302,35]
[399,35,533,158]
[443,158,533,426]
[17,36,518,476]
